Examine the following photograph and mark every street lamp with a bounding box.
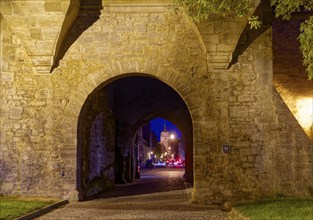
[169,134,176,160]
[150,151,153,159]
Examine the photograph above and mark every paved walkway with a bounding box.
[36,168,228,220]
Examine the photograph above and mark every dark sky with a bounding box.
[150,117,182,141]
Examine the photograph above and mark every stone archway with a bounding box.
[76,74,194,199]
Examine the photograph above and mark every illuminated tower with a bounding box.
[160,122,171,154]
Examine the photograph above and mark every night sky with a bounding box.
[150,117,182,141]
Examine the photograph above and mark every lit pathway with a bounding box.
[36,167,228,220]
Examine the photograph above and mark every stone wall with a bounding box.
[1,6,312,203]
[192,28,275,203]
[1,14,64,197]
[78,92,115,198]
[271,90,313,197]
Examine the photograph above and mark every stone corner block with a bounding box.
[9,107,23,119]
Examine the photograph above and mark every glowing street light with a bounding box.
[149,151,154,160]
[170,134,175,139]
[296,98,313,133]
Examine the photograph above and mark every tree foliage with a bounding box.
[174,0,254,22]
[299,16,313,80]
[175,0,313,79]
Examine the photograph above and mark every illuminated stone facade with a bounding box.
[160,124,170,154]
[273,17,313,140]
[0,1,312,204]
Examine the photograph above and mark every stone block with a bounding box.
[150,13,165,24]
[238,95,254,102]
[1,72,14,82]
[33,65,51,74]
[0,2,12,15]
[197,22,214,34]
[60,145,76,160]
[217,44,235,52]
[9,107,23,119]
[225,34,240,44]
[229,106,249,118]
[2,119,13,129]
[44,1,63,12]
[209,62,228,69]
[41,27,61,39]
[0,183,13,193]
[30,55,53,65]
[29,28,43,40]
[203,34,218,44]
[10,2,24,15]
[222,21,245,34]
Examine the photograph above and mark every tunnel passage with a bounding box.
[77,75,193,199]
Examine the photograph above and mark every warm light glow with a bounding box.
[150,151,153,154]
[296,98,313,131]
[168,147,171,150]
[170,134,175,139]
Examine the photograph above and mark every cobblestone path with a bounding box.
[36,168,228,220]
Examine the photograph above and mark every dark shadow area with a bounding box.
[104,76,194,184]
[228,0,273,68]
[229,0,313,69]
[85,167,192,200]
[51,0,103,72]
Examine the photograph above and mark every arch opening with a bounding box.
[77,75,193,200]
[146,117,185,166]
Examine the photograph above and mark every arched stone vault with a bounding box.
[47,7,208,200]
[76,74,194,198]
[66,68,203,120]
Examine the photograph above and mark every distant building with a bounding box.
[159,122,185,161]
[135,122,158,165]
[150,131,158,158]
[177,142,185,160]
[160,123,171,155]
[135,127,148,165]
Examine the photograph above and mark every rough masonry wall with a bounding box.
[0,7,206,200]
[1,7,312,203]
[88,112,115,184]
[192,28,313,204]
[272,90,313,197]
[78,91,115,197]
[0,15,65,198]
[192,29,274,203]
